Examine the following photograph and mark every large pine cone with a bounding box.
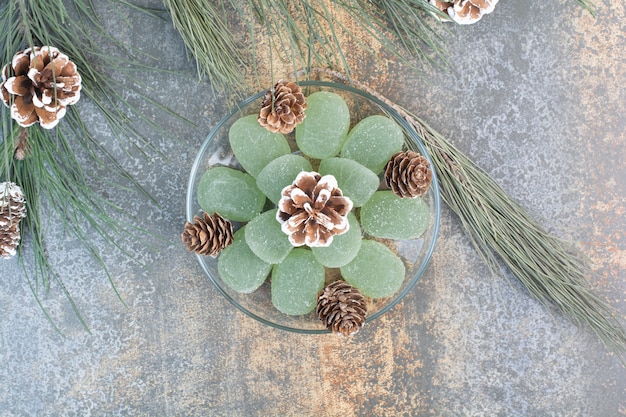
[428,0,499,24]
[317,281,367,336]
[181,212,234,257]
[1,46,82,129]
[0,182,27,259]
[258,80,307,134]
[276,171,353,247]
[384,150,433,198]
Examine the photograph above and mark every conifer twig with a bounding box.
[304,67,625,366]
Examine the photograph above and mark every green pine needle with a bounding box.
[573,0,596,16]
[162,0,450,94]
[163,0,249,95]
[164,0,595,95]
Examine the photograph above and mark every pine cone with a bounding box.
[181,212,234,257]
[258,80,307,134]
[277,171,353,247]
[384,150,433,198]
[1,46,82,129]
[428,0,499,24]
[317,281,367,336]
[0,182,27,259]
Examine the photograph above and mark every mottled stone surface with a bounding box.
[1,0,625,416]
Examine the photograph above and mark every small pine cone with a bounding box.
[181,212,233,257]
[277,171,353,247]
[1,46,82,129]
[317,281,367,336]
[428,0,499,24]
[0,181,27,259]
[384,150,433,198]
[258,80,307,134]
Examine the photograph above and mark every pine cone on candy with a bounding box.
[276,171,353,247]
[182,212,234,257]
[384,150,433,198]
[0,182,27,260]
[428,0,499,24]
[317,281,367,336]
[258,80,307,134]
[1,46,82,129]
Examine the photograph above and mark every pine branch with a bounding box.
[1,0,182,333]
[306,67,625,366]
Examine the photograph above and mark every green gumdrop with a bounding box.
[340,240,405,298]
[218,228,271,293]
[295,91,350,159]
[318,157,380,207]
[229,114,291,177]
[360,190,430,240]
[197,166,266,222]
[245,209,293,264]
[341,115,404,174]
[271,248,325,315]
[256,154,313,204]
[312,213,362,268]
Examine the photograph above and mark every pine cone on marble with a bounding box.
[317,281,367,336]
[276,171,353,248]
[1,46,82,129]
[258,80,307,134]
[0,182,27,260]
[182,212,234,257]
[428,0,499,24]
[384,150,433,198]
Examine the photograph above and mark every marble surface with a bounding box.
[1,0,625,415]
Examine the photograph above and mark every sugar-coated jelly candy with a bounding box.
[295,91,350,159]
[197,166,266,222]
[229,114,291,177]
[360,190,429,240]
[218,228,272,293]
[340,240,405,298]
[311,213,362,268]
[256,154,313,204]
[271,248,325,315]
[318,157,379,207]
[341,115,404,174]
[245,209,293,264]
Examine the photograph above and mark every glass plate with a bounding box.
[186,81,441,333]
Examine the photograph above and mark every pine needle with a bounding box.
[162,0,248,95]
[573,0,596,16]
[163,0,449,94]
[308,68,626,365]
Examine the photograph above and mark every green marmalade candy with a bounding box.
[229,114,291,177]
[271,248,325,315]
[295,91,350,159]
[340,240,405,299]
[197,166,266,222]
[218,228,272,293]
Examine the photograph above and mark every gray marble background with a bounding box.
[1,0,625,416]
